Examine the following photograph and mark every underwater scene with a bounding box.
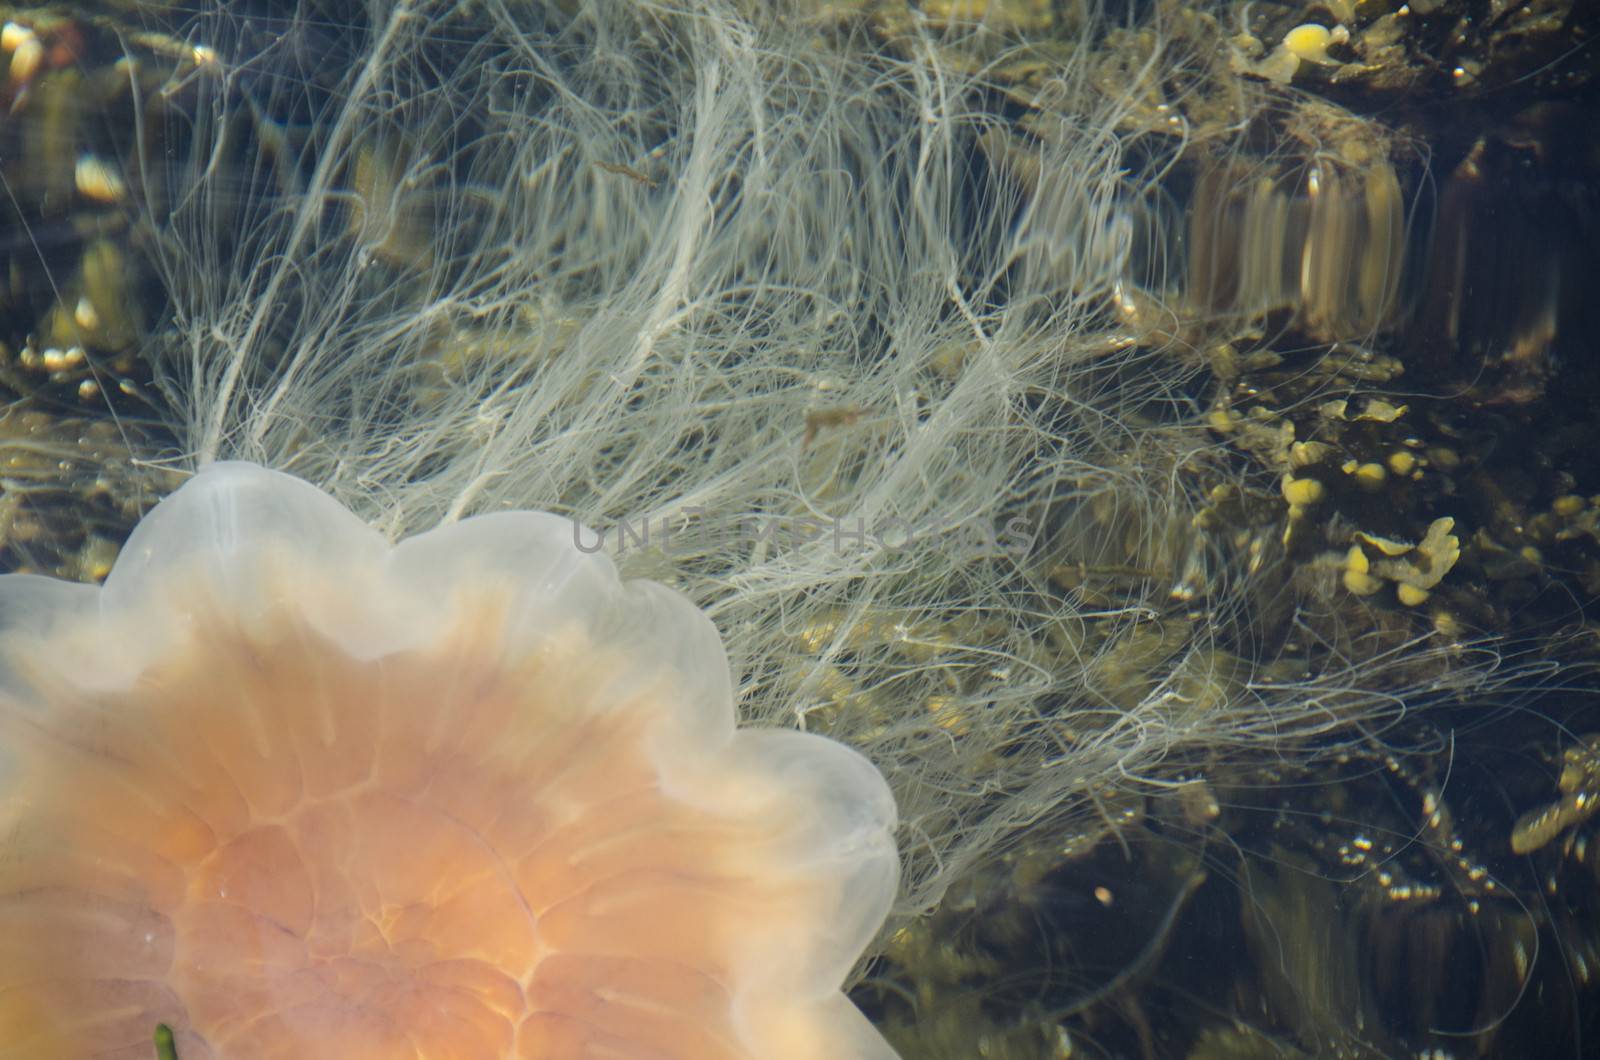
[0,0,1596,1056]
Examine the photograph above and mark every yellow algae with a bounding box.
[1283,23,1348,66]
[1387,450,1418,476]
[1282,477,1325,506]
[1395,583,1429,607]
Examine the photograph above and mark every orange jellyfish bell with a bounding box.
[0,462,900,1059]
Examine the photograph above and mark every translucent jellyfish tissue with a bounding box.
[0,462,900,1059]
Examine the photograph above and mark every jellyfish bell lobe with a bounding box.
[0,461,900,1060]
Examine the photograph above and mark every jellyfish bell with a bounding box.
[0,461,900,1059]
